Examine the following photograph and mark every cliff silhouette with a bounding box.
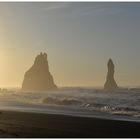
[22,52,57,91]
[104,59,118,90]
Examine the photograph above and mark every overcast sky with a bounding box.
[0,2,140,87]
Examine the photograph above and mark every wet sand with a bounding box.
[0,110,140,138]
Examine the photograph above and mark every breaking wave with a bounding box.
[1,87,140,118]
[43,97,82,105]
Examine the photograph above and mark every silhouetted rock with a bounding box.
[104,59,118,90]
[22,52,57,91]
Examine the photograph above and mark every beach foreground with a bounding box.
[0,110,140,138]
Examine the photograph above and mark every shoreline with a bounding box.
[0,110,140,138]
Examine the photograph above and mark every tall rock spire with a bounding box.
[104,59,118,90]
[22,52,57,91]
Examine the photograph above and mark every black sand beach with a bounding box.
[0,110,140,138]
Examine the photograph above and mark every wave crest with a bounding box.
[43,97,82,106]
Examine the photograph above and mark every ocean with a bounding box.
[0,87,140,122]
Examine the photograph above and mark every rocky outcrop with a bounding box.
[104,59,118,90]
[22,52,57,91]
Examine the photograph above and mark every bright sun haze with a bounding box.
[0,2,140,88]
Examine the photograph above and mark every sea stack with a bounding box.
[104,59,118,90]
[22,52,57,91]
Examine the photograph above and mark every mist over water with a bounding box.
[0,87,140,121]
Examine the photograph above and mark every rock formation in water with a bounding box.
[22,52,57,91]
[104,59,118,90]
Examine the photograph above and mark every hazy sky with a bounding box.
[1,2,140,87]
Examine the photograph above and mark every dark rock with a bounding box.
[22,52,57,91]
[104,59,118,90]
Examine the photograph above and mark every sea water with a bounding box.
[0,87,140,122]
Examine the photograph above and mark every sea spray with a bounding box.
[0,88,140,118]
